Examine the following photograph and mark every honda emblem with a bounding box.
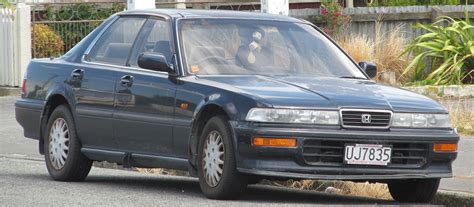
[361,114,371,124]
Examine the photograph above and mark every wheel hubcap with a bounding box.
[202,130,225,187]
[49,118,70,170]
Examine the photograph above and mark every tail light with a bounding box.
[21,79,26,96]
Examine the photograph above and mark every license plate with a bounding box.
[344,144,392,166]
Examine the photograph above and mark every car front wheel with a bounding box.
[197,115,248,199]
[388,178,440,203]
[44,105,92,181]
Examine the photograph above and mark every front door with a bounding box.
[113,17,176,156]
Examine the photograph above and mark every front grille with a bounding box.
[302,139,429,168]
[341,110,391,128]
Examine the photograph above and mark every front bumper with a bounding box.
[232,122,459,181]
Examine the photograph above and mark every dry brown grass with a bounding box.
[441,98,474,136]
[334,181,392,200]
[337,34,374,63]
[373,24,410,83]
[265,179,392,200]
[136,168,189,176]
[337,19,409,85]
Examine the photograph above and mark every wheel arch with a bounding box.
[39,85,76,155]
[188,102,233,171]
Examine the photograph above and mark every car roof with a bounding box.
[119,9,303,23]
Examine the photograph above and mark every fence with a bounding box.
[30,2,125,58]
[291,5,474,41]
[0,7,15,86]
[0,4,30,87]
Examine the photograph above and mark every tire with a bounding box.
[388,178,440,203]
[44,105,92,181]
[197,115,248,199]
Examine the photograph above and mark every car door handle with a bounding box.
[71,69,84,80]
[120,75,134,87]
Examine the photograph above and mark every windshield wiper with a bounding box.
[339,76,367,80]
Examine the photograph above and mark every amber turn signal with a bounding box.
[253,137,297,147]
[433,143,457,152]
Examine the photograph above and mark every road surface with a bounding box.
[1,96,472,206]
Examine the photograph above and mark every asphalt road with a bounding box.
[0,96,472,206]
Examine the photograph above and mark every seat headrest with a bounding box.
[104,43,132,59]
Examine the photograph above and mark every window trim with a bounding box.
[82,14,180,76]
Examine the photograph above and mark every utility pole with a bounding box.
[127,0,155,10]
[346,0,353,8]
[261,0,289,16]
[175,0,186,9]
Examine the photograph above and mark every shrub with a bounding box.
[402,10,474,85]
[337,34,374,63]
[320,0,350,38]
[40,3,125,56]
[373,24,410,83]
[32,24,64,58]
[337,22,409,84]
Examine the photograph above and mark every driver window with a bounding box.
[129,18,172,67]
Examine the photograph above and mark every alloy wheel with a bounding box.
[48,118,70,170]
[202,130,225,187]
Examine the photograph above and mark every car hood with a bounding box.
[200,75,447,113]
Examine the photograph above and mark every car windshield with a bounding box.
[179,19,366,78]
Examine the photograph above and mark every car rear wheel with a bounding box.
[44,105,92,181]
[388,178,440,203]
[197,115,247,199]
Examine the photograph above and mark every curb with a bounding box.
[433,190,474,206]
[0,87,20,97]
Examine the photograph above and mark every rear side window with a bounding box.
[88,17,146,66]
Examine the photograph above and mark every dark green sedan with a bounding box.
[15,9,458,203]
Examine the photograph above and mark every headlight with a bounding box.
[246,108,340,125]
[391,113,451,128]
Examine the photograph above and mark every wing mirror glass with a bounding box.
[359,61,377,78]
[138,53,175,74]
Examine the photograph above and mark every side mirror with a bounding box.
[138,53,174,74]
[359,61,377,78]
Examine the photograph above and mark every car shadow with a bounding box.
[20,169,395,205]
[80,173,394,205]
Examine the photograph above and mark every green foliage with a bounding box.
[44,3,124,21]
[320,0,350,38]
[368,0,461,7]
[32,24,64,58]
[0,0,12,8]
[38,3,125,56]
[402,9,474,85]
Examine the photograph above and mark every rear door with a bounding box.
[77,16,146,149]
[113,17,177,156]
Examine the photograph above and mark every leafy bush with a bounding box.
[402,10,474,85]
[39,3,125,55]
[320,0,350,38]
[32,24,64,58]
